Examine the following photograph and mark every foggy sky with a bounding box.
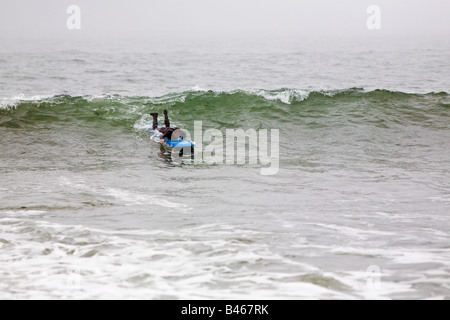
[0,0,449,39]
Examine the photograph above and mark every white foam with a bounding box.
[58,176,191,212]
[1,210,47,216]
[191,85,208,92]
[0,218,339,299]
[330,246,450,268]
[250,88,310,104]
[392,250,450,265]
[106,188,190,210]
[427,196,449,203]
[0,94,53,110]
[133,116,153,131]
[310,223,394,240]
[1,213,449,299]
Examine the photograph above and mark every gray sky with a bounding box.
[0,0,449,39]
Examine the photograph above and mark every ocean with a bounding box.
[0,36,449,299]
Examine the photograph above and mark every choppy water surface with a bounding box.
[0,37,449,299]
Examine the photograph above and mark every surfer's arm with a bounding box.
[160,132,169,143]
[161,129,173,140]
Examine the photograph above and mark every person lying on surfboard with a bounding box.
[150,110,182,143]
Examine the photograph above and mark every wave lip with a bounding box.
[0,94,55,110]
[250,88,311,104]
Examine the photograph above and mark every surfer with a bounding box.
[150,110,181,143]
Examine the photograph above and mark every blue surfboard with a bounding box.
[146,123,195,148]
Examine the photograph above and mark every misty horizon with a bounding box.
[1,0,449,40]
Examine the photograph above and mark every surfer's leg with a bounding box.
[150,113,158,130]
[164,109,170,128]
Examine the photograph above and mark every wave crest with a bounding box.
[1,88,448,130]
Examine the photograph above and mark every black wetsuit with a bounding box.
[159,127,176,140]
[152,112,175,140]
